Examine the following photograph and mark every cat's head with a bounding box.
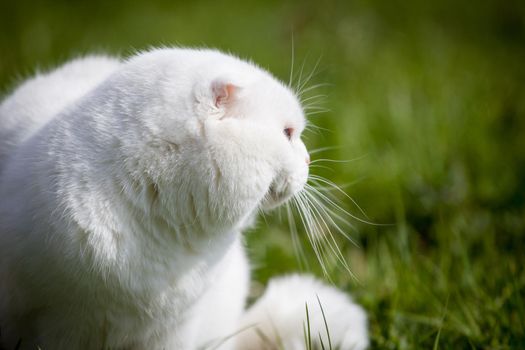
[118,49,309,231]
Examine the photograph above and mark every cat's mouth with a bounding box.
[260,181,294,210]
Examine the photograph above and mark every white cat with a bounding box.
[0,48,368,349]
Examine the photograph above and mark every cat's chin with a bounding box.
[259,184,295,211]
[260,197,288,211]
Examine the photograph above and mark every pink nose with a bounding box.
[305,155,310,165]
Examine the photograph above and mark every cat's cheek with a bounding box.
[291,169,309,194]
[205,119,280,167]
[201,119,289,211]
[290,141,310,188]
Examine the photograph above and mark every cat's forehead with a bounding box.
[216,55,305,127]
[249,76,306,128]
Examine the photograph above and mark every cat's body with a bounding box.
[0,49,367,349]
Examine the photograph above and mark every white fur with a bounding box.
[236,275,369,350]
[0,48,367,349]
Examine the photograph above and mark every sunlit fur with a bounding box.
[0,48,367,349]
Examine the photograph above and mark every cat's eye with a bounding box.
[284,127,294,140]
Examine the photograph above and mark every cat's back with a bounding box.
[0,55,121,171]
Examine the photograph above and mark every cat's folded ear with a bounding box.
[194,78,242,118]
[212,80,239,108]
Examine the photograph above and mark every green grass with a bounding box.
[1,0,524,348]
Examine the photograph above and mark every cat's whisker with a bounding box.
[287,199,310,271]
[292,192,330,277]
[300,191,340,240]
[297,192,324,244]
[309,156,366,165]
[303,184,357,242]
[301,103,326,112]
[304,122,331,134]
[298,83,331,96]
[298,198,335,279]
[300,133,312,142]
[305,110,331,117]
[305,184,381,227]
[299,94,327,105]
[308,177,369,224]
[303,106,329,116]
[308,164,335,172]
[308,146,342,155]
[304,123,325,137]
[296,56,323,97]
[295,192,322,245]
[309,178,367,191]
[301,94,327,105]
[308,175,369,220]
[293,53,309,96]
[300,189,355,278]
[303,102,328,110]
[296,187,353,281]
[288,34,295,89]
[303,105,330,114]
[299,191,335,279]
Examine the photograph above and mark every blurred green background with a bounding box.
[1,0,524,348]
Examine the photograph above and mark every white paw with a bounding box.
[236,274,368,350]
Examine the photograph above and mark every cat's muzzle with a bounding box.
[260,180,294,210]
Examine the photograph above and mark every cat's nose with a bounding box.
[305,155,310,165]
